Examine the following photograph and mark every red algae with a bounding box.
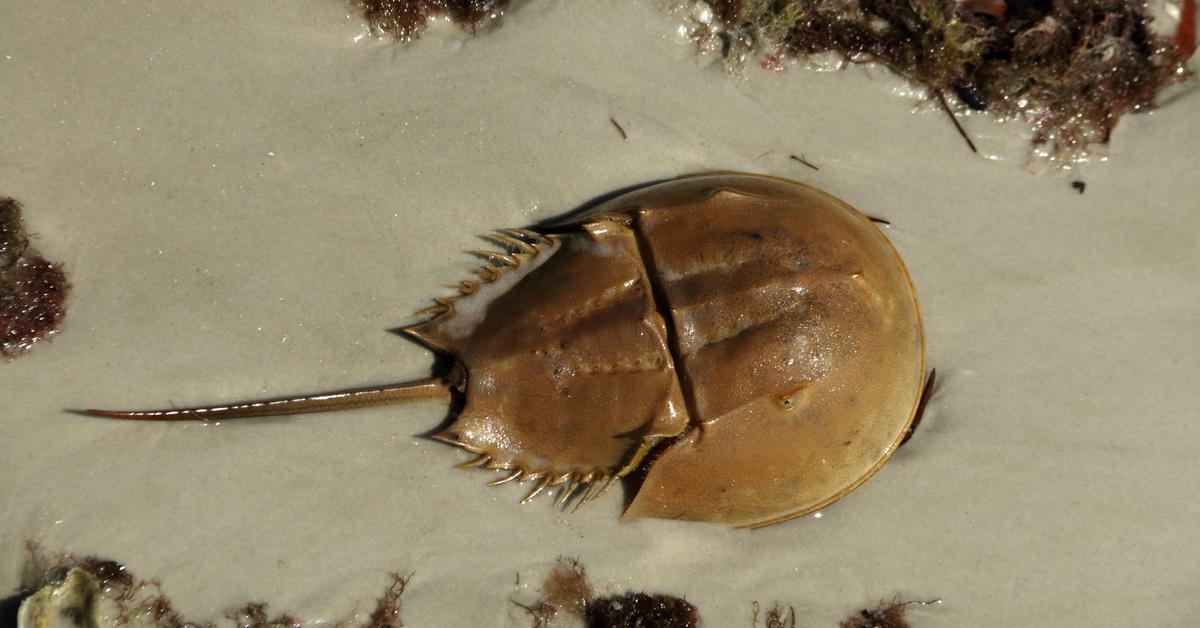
[227,603,303,628]
[839,598,942,628]
[541,557,594,618]
[749,596,938,628]
[15,546,938,627]
[1,197,69,361]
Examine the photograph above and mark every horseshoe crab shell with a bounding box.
[87,173,925,529]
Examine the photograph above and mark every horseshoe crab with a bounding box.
[86,173,926,528]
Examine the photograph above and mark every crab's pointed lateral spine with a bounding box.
[406,229,554,329]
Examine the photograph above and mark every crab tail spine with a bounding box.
[81,377,452,421]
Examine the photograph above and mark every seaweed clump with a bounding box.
[514,557,697,628]
[17,542,197,628]
[365,573,411,628]
[687,0,1194,162]
[227,603,303,628]
[751,602,796,627]
[354,0,512,41]
[1,197,69,361]
[838,599,915,628]
[749,597,937,627]
[12,543,411,628]
[586,593,698,628]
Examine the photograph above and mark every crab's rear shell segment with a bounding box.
[409,174,924,527]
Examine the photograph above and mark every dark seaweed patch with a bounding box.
[587,593,698,628]
[354,0,511,41]
[17,543,409,628]
[692,0,1193,162]
[1,197,69,361]
[350,1,1191,162]
[515,557,697,628]
[839,599,912,628]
